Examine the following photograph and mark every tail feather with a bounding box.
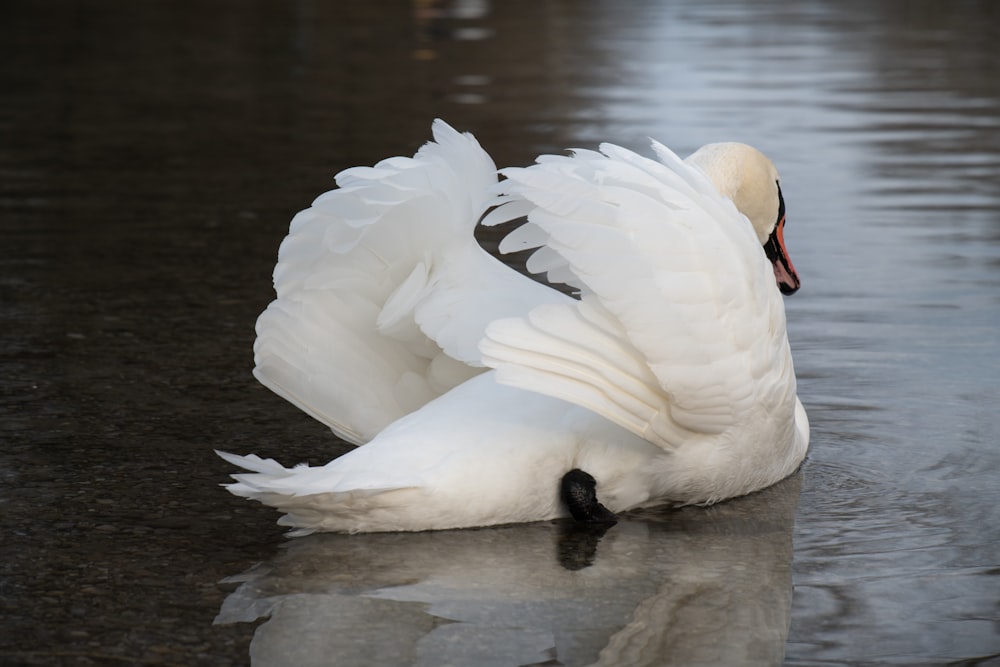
[216,450,423,534]
[215,450,291,477]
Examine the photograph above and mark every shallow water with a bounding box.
[2,1,999,665]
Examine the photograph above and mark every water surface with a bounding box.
[2,1,999,665]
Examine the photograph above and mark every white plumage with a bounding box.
[220,120,809,534]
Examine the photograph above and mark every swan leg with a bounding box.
[560,469,618,524]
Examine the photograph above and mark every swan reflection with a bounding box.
[215,473,800,666]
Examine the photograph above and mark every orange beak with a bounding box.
[763,215,800,295]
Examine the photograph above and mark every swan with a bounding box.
[219,120,808,534]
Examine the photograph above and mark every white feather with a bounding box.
[222,121,809,533]
[251,120,564,444]
[484,141,791,445]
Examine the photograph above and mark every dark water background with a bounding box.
[3,1,999,665]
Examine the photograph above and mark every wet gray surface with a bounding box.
[3,1,999,665]
[215,479,800,667]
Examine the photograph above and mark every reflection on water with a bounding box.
[3,0,1000,664]
[215,477,800,667]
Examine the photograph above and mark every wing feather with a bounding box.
[481,142,788,449]
[255,120,566,443]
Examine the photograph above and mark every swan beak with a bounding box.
[764,216,801,295]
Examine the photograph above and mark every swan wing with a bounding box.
[480,141,792,450]
[255,120,562,444]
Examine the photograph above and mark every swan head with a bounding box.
[686,143,801,295]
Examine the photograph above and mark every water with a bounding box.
[2,1,999,665]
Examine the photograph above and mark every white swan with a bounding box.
[219,120,808,534]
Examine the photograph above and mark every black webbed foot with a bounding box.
[560,469,618,524]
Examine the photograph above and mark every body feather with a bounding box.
[221,121,809,533]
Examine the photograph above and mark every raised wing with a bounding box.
[255,120,564,445]
[480,141,793,450]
